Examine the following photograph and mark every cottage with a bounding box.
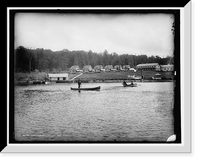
[69,65,80,73]
[48,73,69,81]
[122,65,130,70]
[136,63,159,71]
[104,65,113,72]
[94,65,103,72]
[114,65,122,71]
[82,65,93,73]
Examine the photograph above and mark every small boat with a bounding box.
[122,83,137,87]
[33,80,46,85]
[71,86,101,91]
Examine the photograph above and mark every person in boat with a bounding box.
[123,80,127,86]
[131,81,134,85]
[78,79,81,89]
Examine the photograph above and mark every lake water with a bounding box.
[14,82,174,142]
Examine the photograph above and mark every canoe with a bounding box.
[71,86,100,91]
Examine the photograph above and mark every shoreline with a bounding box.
[15,79,174,85]
[14,71,175,85]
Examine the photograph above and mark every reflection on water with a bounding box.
[14,82,174,142]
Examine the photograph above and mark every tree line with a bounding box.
[15,46,174,73]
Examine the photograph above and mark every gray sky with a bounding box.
[15,13,174,57]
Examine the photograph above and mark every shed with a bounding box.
[154,73,162,80]
[48,73,69,81]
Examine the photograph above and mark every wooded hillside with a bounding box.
[15,46,174,73]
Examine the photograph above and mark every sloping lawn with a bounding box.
[14,70,174,82]
[77,71,174,80]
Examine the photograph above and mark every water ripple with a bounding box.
[15,82,174,142]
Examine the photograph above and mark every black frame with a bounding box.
[9,9,181,144]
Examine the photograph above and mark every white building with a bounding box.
[160,65,174,71]
[136,63,174,72]
[136,63,159,71]
[48,73,69,81]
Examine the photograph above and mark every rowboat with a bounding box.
[33,80,46,85]
[122,83,137,87]
[71,86,101,91]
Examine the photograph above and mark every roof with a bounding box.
[48,73,69,77]
[136,63,159,67]
[160,64,174,68]
[114,65,121,67]
[70,65,79,70]
[94,65,103,69]
[104,65,113,69]
[114,65,122,69]
[129,68,136,70]
[83,65,93,70]
[123,65,130,67]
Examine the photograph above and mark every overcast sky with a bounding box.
[15,13,174,57]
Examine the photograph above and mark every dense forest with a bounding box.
[15,46,174,73]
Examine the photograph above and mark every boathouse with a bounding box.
[48,73,69,81]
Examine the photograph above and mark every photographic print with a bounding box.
[3,2,191,152]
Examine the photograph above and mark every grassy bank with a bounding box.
[14,70,174,84]
[76,71,174,81]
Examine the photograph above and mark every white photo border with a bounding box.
[1,1,192,153]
